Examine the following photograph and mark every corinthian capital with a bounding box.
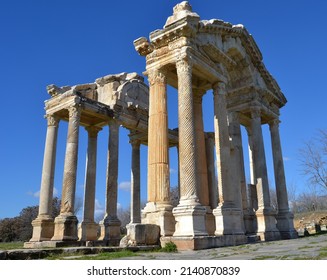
[268,118,280,129]
[85,126,102,138]
[176,57,193,74]
[212,81,226,95]
[46,114,59,127]
[147,69,167,86]
[68,104,81,119]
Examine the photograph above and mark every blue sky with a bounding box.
[0,0,326,219]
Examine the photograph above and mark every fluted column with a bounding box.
[142,68,174,236]
[172,57,207,237]
[30,115,59,241]
[269,119,297,239]
[146,68,171,205]
[52,104,81,241]
[99,120,121,245]
[250,108,280,241]
[78,126,102,241]
[212,82,244,237]
[130,139,141,224]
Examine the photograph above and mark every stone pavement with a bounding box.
[121,234,327,260]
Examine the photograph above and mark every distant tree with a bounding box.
[0,197,61,242]
[0,218,20,242]
[299,129,327,192]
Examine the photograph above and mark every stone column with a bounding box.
[142,68,174,236]
[130,139,141,224]
[30,115,59,241]
[172,57,207,237]
[194,90,214,234]
[212,82,244,238]
[78,126,102,241]
[52,104,81,241]
[269,119,297,239]
[205,132,218,210]
[229,112,254,234]
[250,108,280,241]
[204,132,217,235]
[99,121,121,245]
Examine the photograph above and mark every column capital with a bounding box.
[45,114,59,127]
[250,107,261,119]
[228,111,241,124]
[268,118,281,129]
[85,126,102,138]
[130,139,141,149]
[68,104,81,119]
[193,88,206,104]
[147,68,167,86]
[212,81,226,95]
[176,57,193,74]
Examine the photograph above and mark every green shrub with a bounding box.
[161,241,177,252]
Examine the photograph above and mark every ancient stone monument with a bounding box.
[25,1,297,250]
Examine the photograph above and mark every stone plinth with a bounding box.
[120,223,160,247]
[30,217,54,242]
[78,221,99,241]
[161,234,247,251]
[142,202,175,236]
[51,215,78,241]
[173,201,208,237]
[99,218,121,246]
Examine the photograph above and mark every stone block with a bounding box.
[122,223,160,246]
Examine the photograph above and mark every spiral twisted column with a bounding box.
[30,114,59,241]
[52,104,81,241]
[172,57,207,237]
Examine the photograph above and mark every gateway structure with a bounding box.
[26,1,297,250]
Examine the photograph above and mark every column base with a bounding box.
[205,207,216,236]
[243,209,256,234]
[172,200,208,237]
[98,217,121,246]
[276,210,298,239]
[29,216,54,242]
[78,221,99,241]
[51,214,78,241]
[256,208,281,241]
[142,202,175,236]
[213,204,245,236]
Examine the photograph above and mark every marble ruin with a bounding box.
[26,1,297,250]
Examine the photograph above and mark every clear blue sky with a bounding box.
[0,0,326,219]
